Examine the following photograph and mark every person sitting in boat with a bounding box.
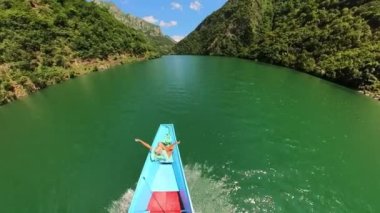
[135,138,180,159]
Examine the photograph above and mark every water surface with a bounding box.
[1,56,380,212]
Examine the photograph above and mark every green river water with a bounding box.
[1,56,380,212]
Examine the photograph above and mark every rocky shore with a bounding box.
[359,90,380,101]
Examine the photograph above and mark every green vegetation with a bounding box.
[0,0,170,105]
[175,0,380,99]
[93,0,175,55]
[147,35,176,55]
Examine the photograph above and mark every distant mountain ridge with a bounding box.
[93,0,175,54]
[92,0,162,37]
[175,0,380,99]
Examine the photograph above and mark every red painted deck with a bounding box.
[148,191,182,213]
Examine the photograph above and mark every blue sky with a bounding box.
[108,0,227,41]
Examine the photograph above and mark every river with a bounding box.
[1,56,380,212]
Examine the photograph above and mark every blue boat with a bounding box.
[128,124,194,213]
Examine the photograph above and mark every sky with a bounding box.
[108,0,227,42]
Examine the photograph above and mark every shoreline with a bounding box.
[174,54,380,102]
[358,90,380,101]
[236,55,380,102]
[2,54,379,105]
[0,53,158,106]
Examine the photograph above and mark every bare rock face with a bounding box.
[92,0,175,54]
[93,0,163,37]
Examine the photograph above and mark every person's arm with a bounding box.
[168,141,181,149]
[135,138,152,150]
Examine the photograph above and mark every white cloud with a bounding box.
[171,35,185,42]
[159,20,178,27]
[171,2,183,10]
[190,1,202,11]
[142,16,158,24]
[142,16,177,28]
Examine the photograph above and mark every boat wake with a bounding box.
[107,189,134,213]
[185,163,277,212]
[107,163,238,212]
[184,163,238,212]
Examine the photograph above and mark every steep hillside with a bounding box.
[0,0,158,104]
[175,0,380,98]
[93,0,161,36]
[175,0,273,56]
[94,0,175,54]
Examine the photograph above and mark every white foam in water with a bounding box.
[108,163,334,212]
[107,163,238,212]
[242,195,275,212]
[107,164,282,212]
[184,163,238,212]
[107,189,134,213]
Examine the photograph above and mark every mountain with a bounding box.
[0,0,159,104]
[93,0,161,36]
[175,0,380,98]
[93,0,175,55]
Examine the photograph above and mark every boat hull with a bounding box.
[128,124,194,212]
